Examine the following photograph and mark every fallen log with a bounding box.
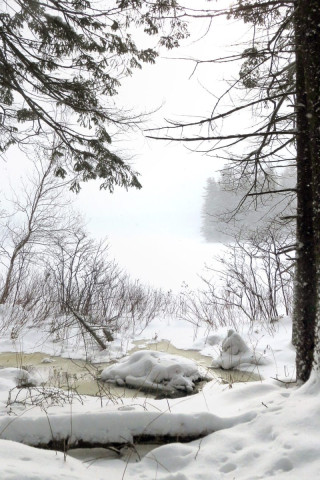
[0,410,257,451]
[36,433,210,452]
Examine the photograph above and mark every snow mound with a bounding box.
[101,350,207,394]
[0,367,41,390]
[212,330,268,370]
[0,409,256,447]
[0,439,105,480]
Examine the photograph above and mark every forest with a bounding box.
[0,1,319,479]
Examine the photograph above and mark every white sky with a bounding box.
[1,8,249,292]
[73,11,248,290]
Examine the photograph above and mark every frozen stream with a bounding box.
[0,340,260,398]
[0,341,261,468]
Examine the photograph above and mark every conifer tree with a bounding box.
[148,1,320,382]
[0,0,187,191]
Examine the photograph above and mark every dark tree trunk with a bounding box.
[303,0,320,372]
[293,0,320,381]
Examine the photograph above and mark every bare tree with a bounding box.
[0,153,72,304]
[147,1,320,382]
[180,219,294,333]
[43,227,172,350]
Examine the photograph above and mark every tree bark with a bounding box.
[302,0,320,372]
[292,0,316,381]
[293,0,320,381]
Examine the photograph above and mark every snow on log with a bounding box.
[0,409,257,450]
[101,350,209,394]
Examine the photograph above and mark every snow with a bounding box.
[0,315,131,364]
[2,379,319,480]
[0,367,41,390]
[101,350,208,394]
[0,311,318,480]
[0,409,255,446]
[211,329,269,370]
[0,440,105,480]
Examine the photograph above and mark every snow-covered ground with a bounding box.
[0,311,318,480]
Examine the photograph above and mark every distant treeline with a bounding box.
[201,167,296,243]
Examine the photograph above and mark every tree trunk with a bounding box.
[293,0,320,381]
[66,302,107,350]
[0,234,31,304]
[302,0,320,372]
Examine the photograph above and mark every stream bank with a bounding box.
[0,339,261,399]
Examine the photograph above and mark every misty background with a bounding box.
[1,10,250,292]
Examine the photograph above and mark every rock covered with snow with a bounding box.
[212,329,267,370]
[222,329,249,355]
[101,350,207,395]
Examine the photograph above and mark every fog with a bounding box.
[1,10,247,291]
[73,14,247,290]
